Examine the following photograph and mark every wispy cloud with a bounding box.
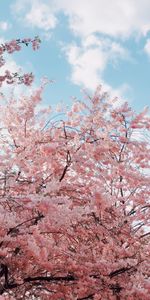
[0,21,11,31]
[144,39,150,57]
[25,4,57,31]
[11,0,57,31]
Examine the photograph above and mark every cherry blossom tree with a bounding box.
[0,39,149,299]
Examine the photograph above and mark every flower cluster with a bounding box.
[0,36,40,88]
[0,36,41,56]
[0,71,34,87]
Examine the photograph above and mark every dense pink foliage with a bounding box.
[0,40,149,300]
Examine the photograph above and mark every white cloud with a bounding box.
[58,0,137,38]
[65,44,107,90]
[60,0,150,38]
[63,36,129,93]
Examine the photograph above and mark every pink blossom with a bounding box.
[22,73,34,86]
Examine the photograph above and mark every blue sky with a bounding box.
[1,0,150,112]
